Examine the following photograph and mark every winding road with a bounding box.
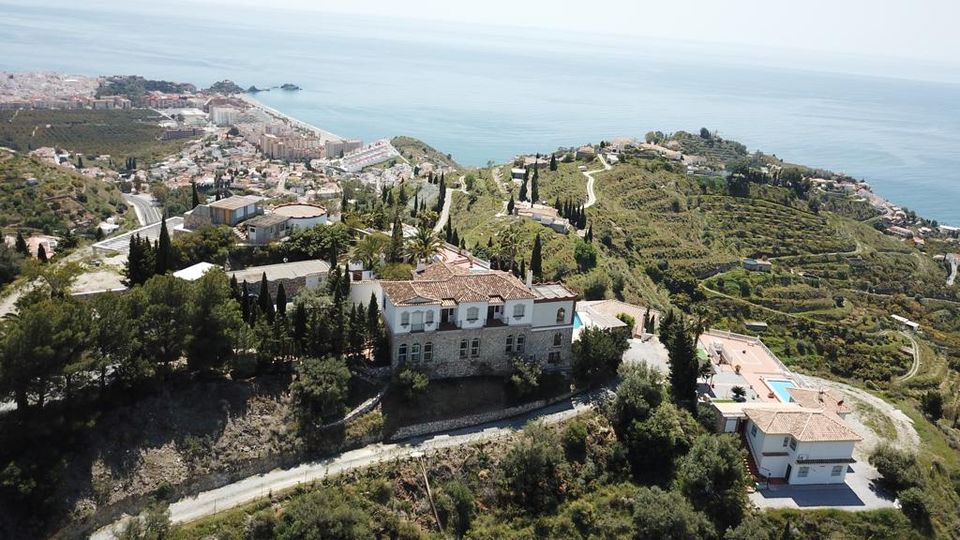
[123,193,162,227]
[582,154,611,209]
[92,392,600,538]
[433,175,466,234]
[897,331,922,381]
[947,253,958,286]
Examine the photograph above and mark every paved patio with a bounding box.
[623,337,670,374]
[750,461,897,511]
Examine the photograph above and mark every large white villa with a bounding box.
[704,330,864,486]
[369,262,578,378]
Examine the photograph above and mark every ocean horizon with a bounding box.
[2,0,960,225]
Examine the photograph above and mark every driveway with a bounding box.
[623,336,670,374]
[750,461,897,511]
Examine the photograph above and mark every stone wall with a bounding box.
[390,324,572,379]
[388,390,575,441]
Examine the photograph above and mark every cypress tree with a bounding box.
[387,213,404,263]
[230,275,240,302]
[155,216,172,275]
[275,282,287,318]
[258,272,275,323]
[519,178,528,202]
[550,153,558,171]
[191,181,200,208]
[586,225,594,243]
[292,302,307,351]
[554,197,562,211]
[241,281,251,323]
[411,193,419,218]
[531,166,539,202]
[531,233,543,282]
[519,258,526,280]
[95,226,105,241]
[367,292,380,335]
[507,195,515,215]
[14,231,28,256]
[37,243,47,263]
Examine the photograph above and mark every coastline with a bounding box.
[237,94,343,143]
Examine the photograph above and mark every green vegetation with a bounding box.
[0,150,127,234]
[0,109,193,169]
[391,135,460,169]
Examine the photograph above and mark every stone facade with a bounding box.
[390,324,573,379]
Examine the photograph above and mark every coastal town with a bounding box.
[1,70,959,540]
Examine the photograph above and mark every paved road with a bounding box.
[582,154,611,209]
[123,194,162,226]
[91,392,601,538]
[433,175,465,234]
[948,253,958,286]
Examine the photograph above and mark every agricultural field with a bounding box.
[0,150,128,234]
[0,109,190,168]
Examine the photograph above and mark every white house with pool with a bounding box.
[701,330,863,485]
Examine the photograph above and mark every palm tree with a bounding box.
[406,225,441,265]
[495,224,523,272]
[353,232,390,270]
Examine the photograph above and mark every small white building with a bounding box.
[744,407,861,485]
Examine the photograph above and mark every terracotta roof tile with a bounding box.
[744,407,862,442]
[381,263,535,306]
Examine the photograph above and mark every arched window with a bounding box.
[556,308,566,324]
[398,344,408,363]
[425,310,434,325]
[553,333,562,347]
[424,342,433,362]
[513,304,525,318]
[411,343,421,362]
[471,338,480,357]
[401,312,410,326]
[516,335,525,353]
[505,335,514,353]
[466,307,479,322]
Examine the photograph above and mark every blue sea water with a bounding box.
[1,1,959,225]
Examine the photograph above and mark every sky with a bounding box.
[201,0,960,67]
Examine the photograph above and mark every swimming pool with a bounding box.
[765,379,796,402]
[573,313,583,329]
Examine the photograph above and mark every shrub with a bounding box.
[572,327,629,387]
[920,390,943,420]
[897,487,930,529]
[435,480,474,537]
[394,368,429,401]
[498,422,567,513]
[869,444,921,493]
[563,420,589,461]
[510,357,542,397]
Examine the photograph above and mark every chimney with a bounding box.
[525,269,533,289]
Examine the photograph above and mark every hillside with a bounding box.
[0,150,127,233]
[390,135,461,170]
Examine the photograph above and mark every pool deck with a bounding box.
[700,330,801,403]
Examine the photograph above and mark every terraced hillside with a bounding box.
[0,150,128,233]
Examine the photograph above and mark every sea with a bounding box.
[2,0,960,226]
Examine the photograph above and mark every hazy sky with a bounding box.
[207,0,958,66]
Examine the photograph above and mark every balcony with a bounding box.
[485,317,506,327]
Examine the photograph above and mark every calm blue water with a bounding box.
[573,313,582,330]
[766,379,797,403]
[2,1,959,225]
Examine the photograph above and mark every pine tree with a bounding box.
[275,282,287,318]
[258,272,275,323]
[507,195,515,215]
[531,233,543,282]
[191,181,200,208]
[550,153,558,171]
[155,216,172,275]
[37,243,47,263]
[14,231,28,256]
